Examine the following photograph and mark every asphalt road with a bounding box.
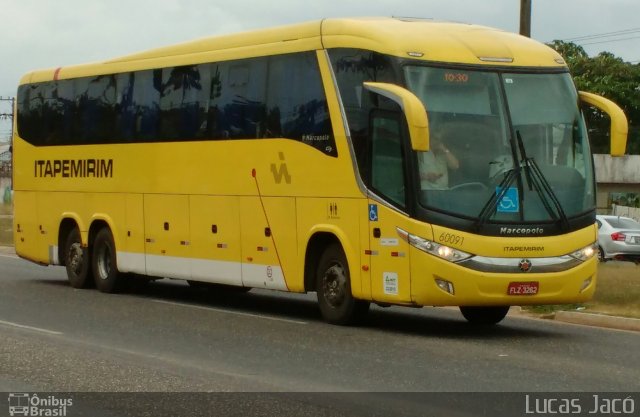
[1,251,639,416]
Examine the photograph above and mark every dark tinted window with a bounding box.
[211,58,267,139]
[75,75,117,142]
[328,48,400,184]
[268,53,336,156]
[132,70,161,141]
[17,83,44,141]
[40,81,74,145]
[16,52,335,156]
[115,73,136,141]
[159,65,208,140]
[371,112,405,207]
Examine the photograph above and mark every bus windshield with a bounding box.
[404,66,595,224]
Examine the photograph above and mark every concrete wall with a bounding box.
[594,154,640,214]
[612,205,640,222]
[594,154,640,184]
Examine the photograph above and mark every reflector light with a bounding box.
[435,279,455,295]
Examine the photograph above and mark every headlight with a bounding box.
[403,231,472,263]
[569,243,598,261]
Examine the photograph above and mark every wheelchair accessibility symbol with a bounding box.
[369,204,378,221]
[496,187,519,213]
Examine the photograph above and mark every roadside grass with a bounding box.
[586,262,640,318]
[524,262,640,319]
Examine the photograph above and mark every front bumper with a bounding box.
[410,249,597,306]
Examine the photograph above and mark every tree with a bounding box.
[548,41,640,154]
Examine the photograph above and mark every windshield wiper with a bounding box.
[474,131,570,233]
[474,165,518,232]
[516,131,570,231]
[516,131,534,191]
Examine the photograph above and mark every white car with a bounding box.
[595,215,640,263]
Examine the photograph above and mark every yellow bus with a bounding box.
[13,17,628,325]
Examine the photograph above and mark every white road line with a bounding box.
[0,253,18,259]
[0,319,63,335]
[151,299,307,325]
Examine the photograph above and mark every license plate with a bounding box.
[508,281,539,295]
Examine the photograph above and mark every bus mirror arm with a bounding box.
[578,91,628,157]
[363,82,430,152]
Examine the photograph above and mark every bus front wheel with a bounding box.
[92,228,123,293]
[460,306,510,325]
[64,228,93,288]
[316,243,369,325]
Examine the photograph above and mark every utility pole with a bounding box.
[0,96,15,142]
[0,96,14,181]
[520,0,532,37]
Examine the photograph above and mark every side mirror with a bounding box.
[363,82,429,152]
[578,91,628,156]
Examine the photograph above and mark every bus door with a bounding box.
[367,112,412,303]
[367,203,412,304]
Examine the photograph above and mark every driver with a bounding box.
[419,132,459,190]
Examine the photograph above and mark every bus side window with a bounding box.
[370,112,406,208]
[266,52,335,155]
[329,48,401,180]
[17,84,44,145]
[76,75,117,143]
[130,70,160,141]
[45,80,74,145]
[224,59,267,139]
[159,65,208,141]
[113,73,134,142]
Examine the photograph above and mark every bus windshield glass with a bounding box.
[404,66,595,224]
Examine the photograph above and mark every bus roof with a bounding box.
[322,17,565,68]
[20,17,566,84]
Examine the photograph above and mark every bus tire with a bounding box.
[459,306,510,325]
[316,243,369,325]
[64,228,93,289]
[92,228,123,293]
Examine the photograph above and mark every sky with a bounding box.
[0,0,638,141]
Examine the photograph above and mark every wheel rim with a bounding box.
[67,242,84,276]
[322,263,347,308]
[96,244,111,280]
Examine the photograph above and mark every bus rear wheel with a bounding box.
[459,306,510,325]
[316,243,369,325]
[64,228,93,288]
[92,228,123,293]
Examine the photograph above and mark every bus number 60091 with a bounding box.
[438,233,464,246]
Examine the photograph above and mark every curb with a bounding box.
[0,245,16,255]
[553,310,640,332]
